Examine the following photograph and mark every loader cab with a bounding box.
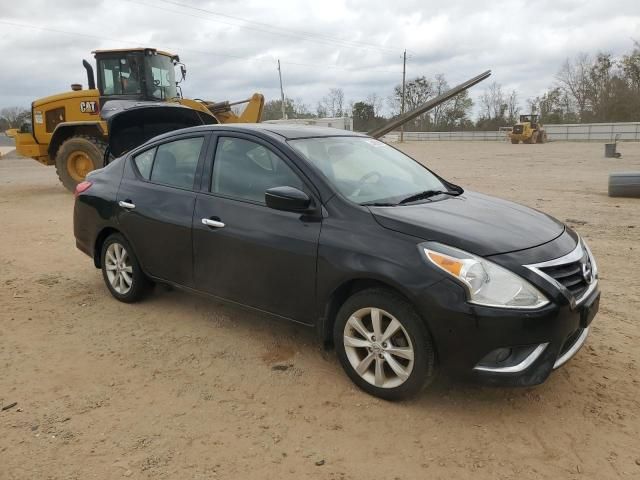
[519,114,540,128]
[93,48,180,105]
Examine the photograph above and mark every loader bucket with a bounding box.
[103,100,217,158]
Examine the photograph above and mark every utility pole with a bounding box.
[400,49,406,142]
[277,59,287,120]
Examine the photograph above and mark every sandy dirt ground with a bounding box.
[1,140,639,479]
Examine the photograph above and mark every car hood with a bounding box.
[369,191,565,257]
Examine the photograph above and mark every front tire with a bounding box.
[101,233,150,303]
[333,288,436,400]
[55,135,107,192]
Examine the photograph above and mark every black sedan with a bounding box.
[74,123,600,399]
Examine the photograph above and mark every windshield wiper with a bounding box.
[398,189,462,205]
[360,201,397,207]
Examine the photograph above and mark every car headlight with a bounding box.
[421,243,549,309]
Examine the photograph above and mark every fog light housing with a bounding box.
[474,343,548,373]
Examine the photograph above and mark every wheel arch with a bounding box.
[93,226,121,268]
[318,277,417,348]
[49,122,107,158]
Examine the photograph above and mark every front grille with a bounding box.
[513,125,524,134]
[538,254,592,299]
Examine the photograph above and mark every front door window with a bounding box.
[211,137,304,203]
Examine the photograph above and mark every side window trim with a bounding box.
[128,133,211,191]
[204,132,318,206]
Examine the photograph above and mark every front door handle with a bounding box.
[118,200,136,210]
[202,218,225,228]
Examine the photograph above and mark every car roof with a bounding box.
[173,123,366,140]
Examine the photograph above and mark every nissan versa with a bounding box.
[74,121,600,400]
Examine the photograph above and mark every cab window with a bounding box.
[99,56,142,96]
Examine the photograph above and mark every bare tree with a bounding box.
[319,88,345,117]
[556,53,592,121]
[365,93,383,117]
[430,74,449,128]
[0,106,30,128]
[316,101,328,118]
[479,82,507,121]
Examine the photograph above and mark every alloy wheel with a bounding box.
[105,242,133,295]
[343,307,415,389]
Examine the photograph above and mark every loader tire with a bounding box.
[608,172,640,198]
[511,138,519,144]
[538,132,547,143]
[55,135,107,192]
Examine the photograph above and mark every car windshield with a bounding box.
[289,136,447,205]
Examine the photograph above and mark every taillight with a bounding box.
[75,181,93,197]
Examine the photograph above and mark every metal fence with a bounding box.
[382,122,640,142]
[545,122,640,141]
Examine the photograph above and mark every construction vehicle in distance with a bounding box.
[509,114,547,144]
[13,48,265,191]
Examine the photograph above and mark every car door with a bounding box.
[192,134,322,324]
[117,134,209,287]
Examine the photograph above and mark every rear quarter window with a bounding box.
[133,148,155,179]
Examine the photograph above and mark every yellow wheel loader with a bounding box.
[509,114,547,144]
[13,48,264,191]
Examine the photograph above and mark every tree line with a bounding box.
[3,41,638,133]
[262,41,640,131]
[530,41,640,124]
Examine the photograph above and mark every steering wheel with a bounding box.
[352,171,382,197]
[154,79,161,87]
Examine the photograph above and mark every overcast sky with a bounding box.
[1,0,639,117]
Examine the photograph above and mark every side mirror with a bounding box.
[265,186,311,212]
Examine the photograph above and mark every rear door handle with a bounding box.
[118,200,136,210]
[202,218,225,228]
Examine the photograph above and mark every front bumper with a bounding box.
[414,275,599,387]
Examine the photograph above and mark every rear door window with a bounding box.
[148,137,204,189]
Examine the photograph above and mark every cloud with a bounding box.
[1,0,638,117]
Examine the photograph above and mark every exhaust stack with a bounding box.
[83,59,96,90]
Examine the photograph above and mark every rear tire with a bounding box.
[333,288,436,400]
[100,233,151,303]
[511,138,519,144]
[55,135,107,192]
